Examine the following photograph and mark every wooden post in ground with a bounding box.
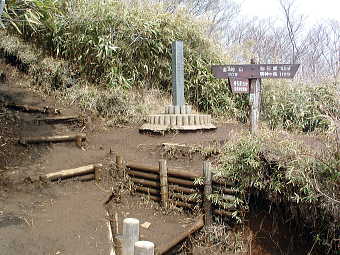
[159,159,168,207]
[116,155,124,170]
[75,135,83,148]
[203,161,213,226]
[134,241,154,255]
[94,164,103,183]
[114,234,124,255]
[249,59,261,136]
[123,218,139,255]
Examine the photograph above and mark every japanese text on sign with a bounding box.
[229,78,249,94]
[212,64,300,79]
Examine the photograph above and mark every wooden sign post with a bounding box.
[212,61,300,135]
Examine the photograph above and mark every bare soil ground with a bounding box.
[0,62,244,255]
[0,61,320,255]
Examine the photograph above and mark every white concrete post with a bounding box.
[134,241,154,255]
[123,218,140,255]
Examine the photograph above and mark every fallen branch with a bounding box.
[19,134,86,145]
[40,164,101,182]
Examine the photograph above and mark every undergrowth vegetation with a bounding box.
[262,80,340,132]
[1,0,339,131]
[2,0,249,122]
[215,131,340,253]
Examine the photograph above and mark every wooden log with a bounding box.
[129,173,194,188]
[126,163,201,180]
[123,218,140,255]
[213,209,234,217]
[114,234,124,255]
[156,215,204,255]
[212,178,234,186]
[172,200,195,209]
[106,211,115,255]
[75,135,83,148]
[128,170,158,180]
[40,164,101,182]
[168,177,194,187]
[19,133,86,145]
[203,161,213,226]
[6,103,60,114]
[75,173,95,182]
[170,192,200,203]
[106,211,117,236]
[95,164,103,183]
[135,186,160,196]
[168,185,197,195]
[108,214,123,255]
[127,162,234,186]
[35,115,79,124]
[135,241,155,255]
[131,178,160,188]
[159,160,168,207]
[116,155,124,170]
[213,187,239,195]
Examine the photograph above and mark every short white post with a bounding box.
[134,241,155,255]
[123,218,140,255]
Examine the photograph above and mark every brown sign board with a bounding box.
[212,64,300,79]
[229,78,249,93]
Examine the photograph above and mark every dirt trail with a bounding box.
[0,65,113,254]
[0,61,321,255]
[0,63,243,254]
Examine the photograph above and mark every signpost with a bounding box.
[212,61,300,135]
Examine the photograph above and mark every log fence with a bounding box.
[122,156,240,223]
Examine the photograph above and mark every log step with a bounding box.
[40,164,101,182]
[19,134,86,145]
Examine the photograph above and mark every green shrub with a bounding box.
[217,132,340,253]
[2,0,339,131]
[3,0,246,119]
[262,80,340,132]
